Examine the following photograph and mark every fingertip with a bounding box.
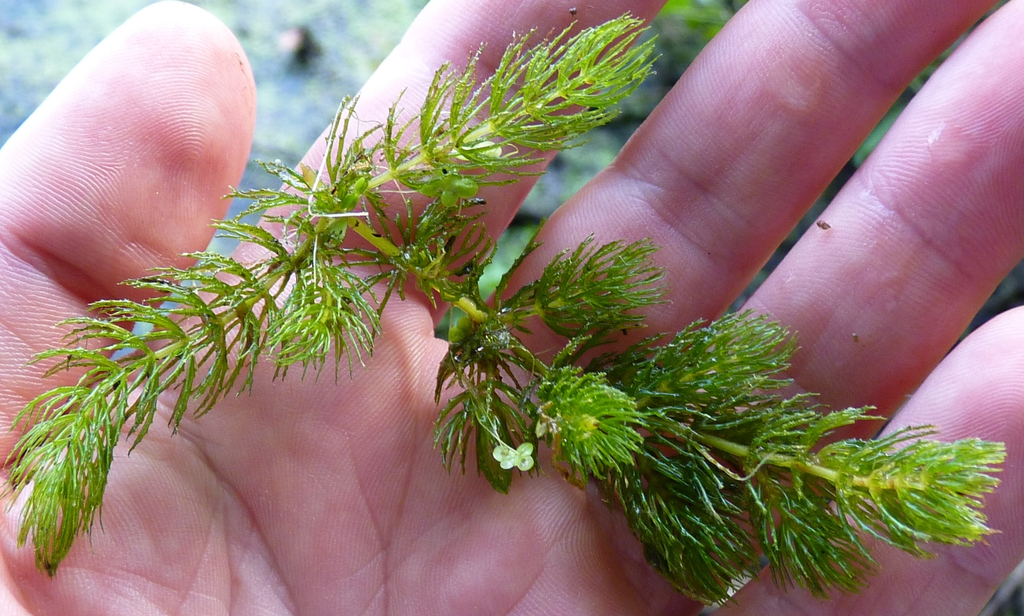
[893,307,1024,441]
[0,0,256,302]
[882,307,1024,590]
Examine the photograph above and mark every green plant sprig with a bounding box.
[5,14,1005,607]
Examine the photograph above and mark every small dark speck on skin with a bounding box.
[852,333,860,343]
[569,7,577,16]
[816,220,831,231]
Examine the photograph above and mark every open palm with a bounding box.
[2,1,1024,615]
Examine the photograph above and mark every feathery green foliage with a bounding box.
[5,14,1003,605]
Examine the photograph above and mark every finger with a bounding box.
[744,0,1024,421]
[719,307,1024,616]
[0,2,254,440]
[518,0,995,336]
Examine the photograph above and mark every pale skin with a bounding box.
[0,0,1022,613]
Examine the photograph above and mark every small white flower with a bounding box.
[535,410,560,439]
[492,442,535,471]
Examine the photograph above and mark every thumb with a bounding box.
[0,1,255,445]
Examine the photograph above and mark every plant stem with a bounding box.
[692,432,845,485]
[363,119,498,194]
[348,216,401,257]
[510,344,549,377]
[454,297,487,323]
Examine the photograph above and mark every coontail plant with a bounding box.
[5,15,1004,604]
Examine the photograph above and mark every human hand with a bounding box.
[0,1,1022,615]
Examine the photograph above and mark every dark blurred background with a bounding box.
[1,1,1021,613]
